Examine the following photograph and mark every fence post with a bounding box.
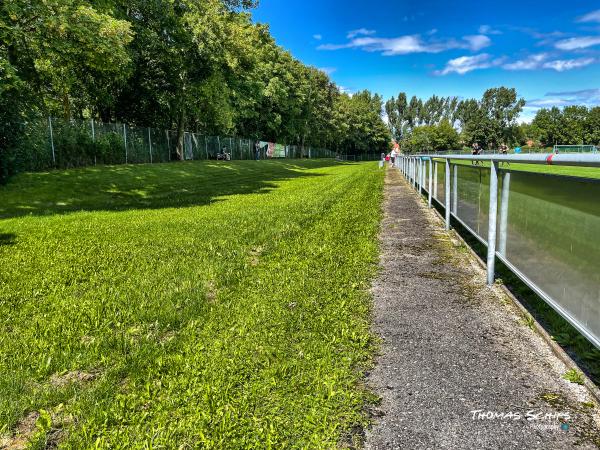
[421,158,426,192]
[414,158,417,189]
[452,164,458,214]
[428,158,433,208]
[91,119,95,142]
[498,170,511,256]
[433,161,438,199]
[445,158,451,230]
[419,157,425,195]
[416,158,420,191]
[413,158,417,189]
[167,131,171,161]
[486,161,499,285]
[148,127,153,163]
[48,117,56,165]
[123,124,128,164]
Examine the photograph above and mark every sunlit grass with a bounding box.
[0,160,384,448]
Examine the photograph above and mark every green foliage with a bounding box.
[456,87,525,149]
[401,120,460,153]
[0,160,383,447]
[530,106,600,146]
[562,369,585,386]
[385,93,459,142]
[336,91,391,154]
[389,87,525,152]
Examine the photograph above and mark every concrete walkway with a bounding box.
[365,168,600,449]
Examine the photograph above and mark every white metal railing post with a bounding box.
[498,170,511,256]
[414,158,418,190]
[428,158,433,208]
[417,158,421,191]
[453,164,458,214]
[420,158,424,189]
[416,158,419,190]
[486,161,499,285]
[445,158,451,230]
[433,161,438,199]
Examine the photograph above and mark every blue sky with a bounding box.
[252,0,600,121]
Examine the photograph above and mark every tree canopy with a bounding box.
[385,87,526,153]
[0,0,390,175]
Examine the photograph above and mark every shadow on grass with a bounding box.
[0,159,351,219]
[0,233,16,246]
[442,211,600,385]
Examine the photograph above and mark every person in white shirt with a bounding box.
[390,148,398,167]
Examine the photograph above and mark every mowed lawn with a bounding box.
[0,160,384,448]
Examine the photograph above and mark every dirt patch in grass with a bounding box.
[49,371,97,388]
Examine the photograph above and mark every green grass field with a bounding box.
[0,160,384,448]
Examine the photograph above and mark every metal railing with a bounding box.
[397,153,600,350]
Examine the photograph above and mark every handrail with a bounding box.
[407,153,600,167]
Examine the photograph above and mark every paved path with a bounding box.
[365,168,600,449]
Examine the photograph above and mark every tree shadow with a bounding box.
[0,233,16,246]
[0,160,347,219]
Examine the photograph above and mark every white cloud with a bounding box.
[503,53,595,72]
[542,57,596,71]
[318,67,337,75]
[578,9,600,23]
[347,28,376,39]
[478,25,502,35]
[503,53,548,70]
[463,35,492,51]
[313,34,322,41]
[520,89,600,122]
[436,54,501,75]
[554,36,600,50]
[526,89,600,113]
[318,33,491,55]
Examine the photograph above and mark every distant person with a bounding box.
[254,141,261,161]
[471,142,481,165]
[391,148,398,166]
[500,143,510,167]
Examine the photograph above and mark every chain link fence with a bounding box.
[8,117,337,175]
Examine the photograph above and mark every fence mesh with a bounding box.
[9,118,338,175]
